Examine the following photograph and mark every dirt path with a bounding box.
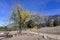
[23,31,60,39]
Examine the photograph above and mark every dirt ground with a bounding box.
[27,26,60,35]
[0,32,59,40]
[1,26,60,40]
[39,26,60,35]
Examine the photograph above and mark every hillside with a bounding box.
[7,23,19,28]
[39,26,60,35]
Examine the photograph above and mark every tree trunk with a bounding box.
[18,24,22,35]
[17,21,23,35]
[19,26,22,34]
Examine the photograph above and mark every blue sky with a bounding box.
[0,0,60,26]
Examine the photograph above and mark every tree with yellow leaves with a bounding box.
[10,4,30,34]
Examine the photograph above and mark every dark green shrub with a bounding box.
[53,20,58,26]
[26,20,35,28]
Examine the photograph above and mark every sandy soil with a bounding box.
[1,26,60,40]
[39,26,60,35]
[27,26,60,35]
[0,32,59,40]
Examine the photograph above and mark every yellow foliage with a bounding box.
[20,10,30,23]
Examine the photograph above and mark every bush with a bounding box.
[26,20,35,28]
[53,20,58,26]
